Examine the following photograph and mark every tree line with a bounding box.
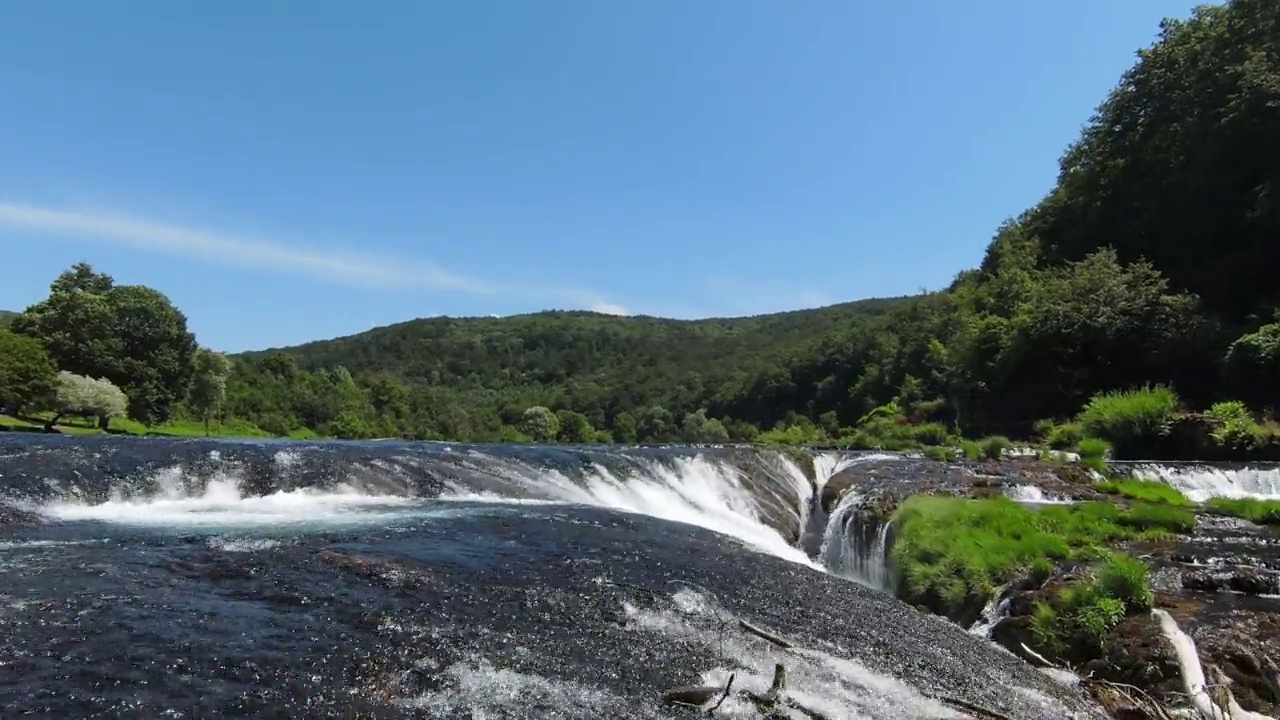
[2,1,1277,454]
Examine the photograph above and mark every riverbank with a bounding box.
[821,454,1280,718]
[0,412,315,440]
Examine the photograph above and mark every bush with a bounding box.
[1077,385,1179,458]
[921,445,953,461]
[1033,554,1152,654]
[49,371,127,428]
[907,422,953,446]
[1077,437,1110,473]
[1035,419,1084,450]
[959,440,981,460]
[980,435,1011,460]
[1047,422,1085,450]
[1206,400,1265,454]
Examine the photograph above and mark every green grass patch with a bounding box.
[888,495,1185,619]
[1094,477,1191,506]
[1204,497,1280,525]
[1,411,274,439]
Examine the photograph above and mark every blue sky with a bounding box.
[0,0,1198,352]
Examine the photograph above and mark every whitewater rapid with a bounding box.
[1132,463,1280,501]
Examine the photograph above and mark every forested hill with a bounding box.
[234,297,920,438]
[0,310,15,326]
[3,1,1278,451]
[229,0,1278,445]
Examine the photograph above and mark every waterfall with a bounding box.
[818,491,893,590]
[968,584,1014,638]
[1130,463,1280,502]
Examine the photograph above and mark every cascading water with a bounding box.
[0,436,1107,719]
[818,492,893,590]
[1129,463,1280,501]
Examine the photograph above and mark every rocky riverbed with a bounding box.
[821,455,1280,718]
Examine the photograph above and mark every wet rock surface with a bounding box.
[820,456,1104,515]
[0,436,1113,719]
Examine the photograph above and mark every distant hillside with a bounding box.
[0,310,15,327]
[238,296,919,428]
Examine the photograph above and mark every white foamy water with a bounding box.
[42,466,423,528]
[399,656,664,719]
[969,584,1013,639]
[617,587,1094,719]
[1133,464,1280,502]
[446,452,820,568]
[1004,485,1074,505]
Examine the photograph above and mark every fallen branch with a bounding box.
[1081,678,1177,720]
[925,694,1014,720]
[706,673,734,714]
[738,619,795,649]
[1019,642,1058,669]
[661,684,724,708]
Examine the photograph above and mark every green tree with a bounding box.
[520,405,559,443]
[681,409,730,443]
[188,348,233,435]
[14,263,197,423]
[611,411,638,443]
[1224,321,1280,410]
[0,329,57,415]
[1040,0,1280,322]
[555,409,594,444]
[636,406,676,443]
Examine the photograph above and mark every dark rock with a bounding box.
[1182,566,1280,596]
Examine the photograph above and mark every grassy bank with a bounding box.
[888,494,1181,650]
[0,412,314,440]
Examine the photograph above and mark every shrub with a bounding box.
[1034,554,1151,653]
[1077,437,1110,473]
[921,445,953,461]
[959,440,981,460]
[980,435,1011,460]
[1046,422,1085,450]
[1077,385,1179,458]
[907,422,953,447]
[1206,400,1264,454]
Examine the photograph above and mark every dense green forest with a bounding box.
[2,0,1278,457]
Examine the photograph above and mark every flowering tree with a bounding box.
[47,371,127,431]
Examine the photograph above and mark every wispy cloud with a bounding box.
[0,201,629,314]
[589,301,630,316]
[0,201,494,292]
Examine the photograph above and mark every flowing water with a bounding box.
[0,436,1112,718]
[1126,462,1280,502]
